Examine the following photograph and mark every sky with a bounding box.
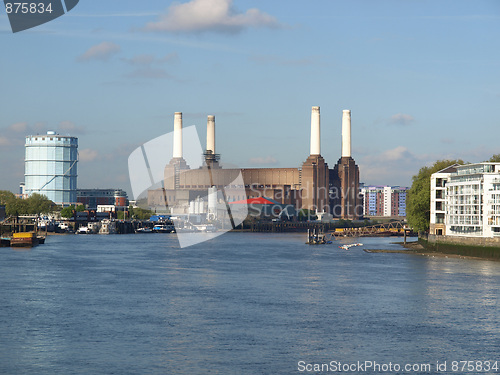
[1,0,500,198]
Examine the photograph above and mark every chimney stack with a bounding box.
[207,115,215,154]
[310,106,320,155]
[173,112,183,159]
[342,110,351,158]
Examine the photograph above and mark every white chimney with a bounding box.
[207,115,215,154]
[342,109,351,158]
[173,112,183,158]
[310,106,320,155]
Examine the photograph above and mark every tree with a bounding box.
[0,190,16,205]
[128,205,154,220]
[25,193,54,215]
[488,154,500,162]
[298,209,317,221]
[60,204,85,218]
[6,198,27,216]
[406,159,464,233]
[0,191,55,216]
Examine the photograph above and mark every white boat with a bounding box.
[339,243,363,251]
[153,223,175,233]
[135,227,153,233]
[99,220,117,234]
[77,226,89,234]
[77,222,100,234]
[193,224,217,232]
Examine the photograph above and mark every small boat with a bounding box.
[135,227,153,233]
[99,219,117,234]
[77,223,100,234]
[339,243,363,251]
[153,223,175,233]
[77,226,89,234]
[193,224,217,232]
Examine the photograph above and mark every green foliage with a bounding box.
[488,154,500,162]
[407,159,464,232]
[60,204,86,218]
[0,191,54,216]
[27,193,54,215]
[336,219,353,228]
[298,209,317,221]
[0,190,16,205]
[128,205,154,220]
[116,209,128,220]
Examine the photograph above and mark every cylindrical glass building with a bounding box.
[25,131,78,206]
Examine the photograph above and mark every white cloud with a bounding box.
[358,146,420,186]
[377,146,414,162]
[388,113,415,126]
[57,121,86,135]
[143,0,281,34]
[79,148,99,162]
[8,122,28,133]
[122,52,178,66]
[248,156,278,166]
[0,136,10,146]
[125,68,172,80]
[122,54,156,66]
[121,53,178,81]
[249,54,316,66]
[77,42,121,62]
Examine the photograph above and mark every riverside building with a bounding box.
[430,162,500,238]
[77,189,128,210]
[360,185,408,218]
[147,108,363,219]
[24,131,78,206]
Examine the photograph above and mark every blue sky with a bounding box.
[1,0,500,197]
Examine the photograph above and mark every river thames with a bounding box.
[0,233,499,374]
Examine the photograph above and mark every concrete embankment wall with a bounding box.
[422,234,500,259]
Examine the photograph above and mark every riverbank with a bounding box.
[402,240,499,261]
[364,240,500,261]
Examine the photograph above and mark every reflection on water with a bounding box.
[0,233,499,374]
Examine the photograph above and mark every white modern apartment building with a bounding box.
[430,162,500,238]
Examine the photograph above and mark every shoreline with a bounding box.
[365,241,500,261]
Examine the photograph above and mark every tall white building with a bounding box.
[430,162,500,238]
[24,131,78,206]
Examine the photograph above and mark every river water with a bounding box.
[0,233,499,374]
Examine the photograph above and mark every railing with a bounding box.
[325,221,411,239]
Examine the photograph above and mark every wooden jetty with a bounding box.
[306,228,331,245]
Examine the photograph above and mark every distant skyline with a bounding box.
[2,0,500,197]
